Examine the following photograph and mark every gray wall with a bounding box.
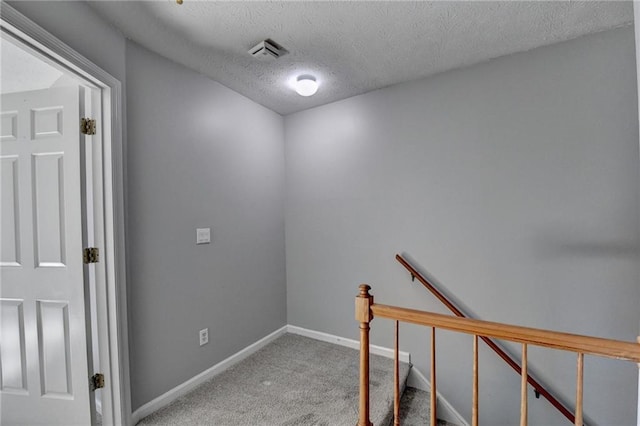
[9,2,288,412]
[126,42,286,409]
[636,12,640,335]
[285,26,640,426]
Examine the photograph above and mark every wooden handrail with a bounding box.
[371,304,640,362]
[396,254,577,422]
[355,284,640,426]
[396,254,466,317]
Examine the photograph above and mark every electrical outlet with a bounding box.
[199,328,209,346]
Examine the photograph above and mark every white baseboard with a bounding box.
[408,367,469,426]
[130,325,288,425]
[286,325,411,364]
[131,325,465,426]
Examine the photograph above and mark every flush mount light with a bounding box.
[295,75,318,97]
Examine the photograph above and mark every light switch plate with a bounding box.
[196,228,211,244]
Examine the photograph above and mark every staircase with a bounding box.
[137,333,436,425]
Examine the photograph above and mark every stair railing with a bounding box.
[396,254,575,423]
[355,284,640,426]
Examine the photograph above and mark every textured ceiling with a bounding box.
[88,1,633,115]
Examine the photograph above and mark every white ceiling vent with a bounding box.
[249,39,287,59]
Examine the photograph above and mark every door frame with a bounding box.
[0,3,130,425]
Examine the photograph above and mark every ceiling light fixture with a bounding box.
[295,75,318,97]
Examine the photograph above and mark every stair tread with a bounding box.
[398,387,458,426]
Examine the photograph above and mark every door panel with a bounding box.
[36,300,72,398]
[32,152,66,267]
[0,87,91,425]
[0,298,27,393]
[0,155,20,266]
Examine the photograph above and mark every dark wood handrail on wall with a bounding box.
[355,284,640,426]
[395,254,576,423]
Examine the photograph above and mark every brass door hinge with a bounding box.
[80,118,96,135]
[90,373,104,391]
[83,247,99,264]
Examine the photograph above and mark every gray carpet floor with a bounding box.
[138,333,410,425]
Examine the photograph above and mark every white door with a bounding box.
[0,87,92,425]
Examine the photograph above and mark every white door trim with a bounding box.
[0,3,131,425]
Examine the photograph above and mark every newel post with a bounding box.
[636,336,640,426]
[356,284,374,426]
